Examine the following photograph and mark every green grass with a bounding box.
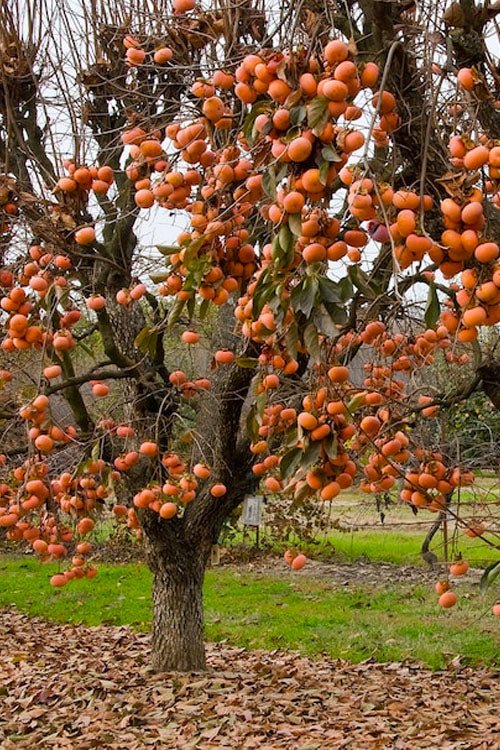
[306,528,500,567]
[1,555,499,670]
[231,526,500,567]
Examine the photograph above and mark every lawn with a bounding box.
[301,527,500,566]
[1,555,499,670]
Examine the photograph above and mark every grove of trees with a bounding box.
[1,0,500,671]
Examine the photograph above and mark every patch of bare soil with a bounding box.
[224,555,483,587]
[1,610,499,749]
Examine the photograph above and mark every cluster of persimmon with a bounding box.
[122,122,260,298]
[0,175,19,227]
[341,176,436,270]
[134,43,386,312]
[123,34,175,67]
[284,549,307,571]
[437,176,500,340]
[255,346,299,377]
[167,368,212,398]
[131,458,222,517]
[360,427,411,495]
[57,160,114,199]
[246,303,481,517]
[0,413,229,583]
[381,190,434,270]
[251,365,360,503]
[0,455,98,586]
[436,558,472,610]
[0,244,80,353]
[19,394,77,454]
[365,325,463,372]
[400,450,474,513]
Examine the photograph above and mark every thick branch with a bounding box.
[46,366,140,395]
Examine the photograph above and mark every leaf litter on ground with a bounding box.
[1,609,499,749]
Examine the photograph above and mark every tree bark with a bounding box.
[149,543,207,672]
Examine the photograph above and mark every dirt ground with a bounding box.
[229,554,483,586]
[1,610,499,749]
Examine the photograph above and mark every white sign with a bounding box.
[241,495,263,526]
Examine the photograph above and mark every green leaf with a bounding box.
[255,389,267,417]
[307,96,329,135]
[293,481,312,504]
[148,331,159,358]
[183,235,206,265]
[318,276,341,304]
[271,233,282,261]
[480,560,500,593]
[348,265,379,299]
[246,405,260,443]
[313,305,341,337]
[276,164,289,183]
[262,167,277,198]
[321,144,343,162]
[235,357,259,368]
[290,104,307,126]
[303,322,321,362]
[242,100,272,145]
[199,298,210,320]
[156,245,179,255]
[283,125,302,142]
[149,270,169,284]
[285,320,299,360]
[135,325,159,358]
[347,392,367,414]
[186,294,195,319]
[167,297,186,328]
[252,270,274,318]
[260,119,273,136]
[91,441,100,461]
[271,226,295,270]
[300,439,322,469]
[288,213,302,237]
[292,276,318,318]
[280,447,303,479]
[323,300,347,325]
[323,433,338,461]
[279,224,294,255]
[135,325,152,351]
[425,282,440,329]
[284,89,303,109]
[284,426,298,448]
[338,276,354,302]
[319,161,330,186]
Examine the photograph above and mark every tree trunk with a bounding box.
[150,547,207,672]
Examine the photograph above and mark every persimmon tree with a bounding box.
[1,0,500,671]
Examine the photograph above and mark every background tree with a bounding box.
[1,0,500,672]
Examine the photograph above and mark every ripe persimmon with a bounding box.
[439,591,458,608]
[291,553,307,570]
[50,574,67,587]
[214,349,234,364]
[140,442,158,456]
[210,483,227,497]
[297,412,318,430]
[160,502,177,519]
[450,560,469,576]
[75,227,95,245]
[324,40,349,64]
[182,330,200,344]
[328,366,349,383]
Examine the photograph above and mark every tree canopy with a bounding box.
[1,0,500,669]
